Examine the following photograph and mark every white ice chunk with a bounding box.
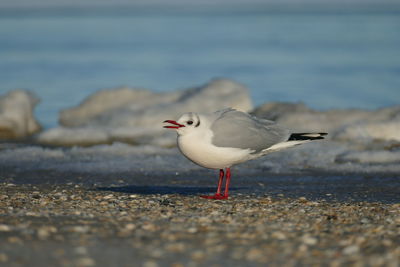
[60,78,252,127]
[36,127,110,146]
[253,102,400,142]
[0,90,41,139]
[336,150,400,164]
[334,120,400,142]
[38,78,252,146]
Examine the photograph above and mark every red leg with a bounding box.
[224,167,231,198]
[200,169,228,200]
[216,169,224,195]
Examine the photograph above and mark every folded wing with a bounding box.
[210,109,290,153]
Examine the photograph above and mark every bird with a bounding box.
[163,108,327,200]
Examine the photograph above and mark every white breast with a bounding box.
[177,129,254,169]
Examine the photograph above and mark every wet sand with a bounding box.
[0,169,399,267]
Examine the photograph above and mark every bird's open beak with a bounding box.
[163,120,185,129]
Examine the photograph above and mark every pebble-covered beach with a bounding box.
[1,183,399,267]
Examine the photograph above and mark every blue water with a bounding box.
[0,8,400,127]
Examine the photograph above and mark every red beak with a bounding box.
[163,120,185,129]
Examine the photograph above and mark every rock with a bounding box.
[0,90,41,139]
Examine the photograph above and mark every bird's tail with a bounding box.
[262,132,327,154]
[288,132,327,141]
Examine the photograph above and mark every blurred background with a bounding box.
[0,0,399,128]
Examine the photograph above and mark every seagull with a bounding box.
[163,108,326,200]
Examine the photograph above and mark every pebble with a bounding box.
[271,231,286,240]
[103,194,114,200]
[302,235,318,246]
[0,253,8,262]
[343,245,360,255]
[298,197,308,203]
[191,250,205,261]
[124,223,136,231]
[0,224,11,232]
[165,243,186,253]
[187,227,198,233]
[74,247,88,255]
[37,226,57,239]
[7,237,22,244]
[361,218,370,224]
[149,249,164,258]
[142,261,159,267]
[70,226,90,233]
[142,223,157,232]
[246,248,264,261]
[75,257,95,267]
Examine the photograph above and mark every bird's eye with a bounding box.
[187,120,193,125]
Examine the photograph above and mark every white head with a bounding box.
[163,112,205,136]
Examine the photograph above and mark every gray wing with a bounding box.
[210,109,290,152]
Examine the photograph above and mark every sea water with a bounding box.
[0,8,399,127]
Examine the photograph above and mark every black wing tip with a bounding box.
[288,132,328,141]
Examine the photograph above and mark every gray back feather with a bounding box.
[210,109,290,152]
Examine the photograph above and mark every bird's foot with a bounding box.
[200,194,228,200]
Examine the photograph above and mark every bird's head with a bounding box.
[163,112,202,135]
